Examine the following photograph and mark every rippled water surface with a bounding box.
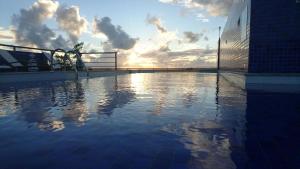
[0,73,299,169]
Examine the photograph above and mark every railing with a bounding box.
[0,44,118,75]
[80,51,118,71]
[0,43,53,52]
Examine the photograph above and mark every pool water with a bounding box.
[0,73,299,169]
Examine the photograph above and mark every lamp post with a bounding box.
[217,26,221,71]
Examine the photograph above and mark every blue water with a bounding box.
[0,73,299,169]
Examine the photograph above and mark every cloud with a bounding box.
[6,0,216,68]
[123,25,216,68]
[120,19,217,68]
[183,31,202,43]
[191,0,233,16]
[139,48,217,68]
[51,35,70,49]
[159,0,234,16]
[11,0,70,49]
[146,15,167,33]
[0,34,13,40]
[56,5,88,44]
[196,13,209,22]
[159,45,170,52]
[0,27,15,40]
[93,17,137,50]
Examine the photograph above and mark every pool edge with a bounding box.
[220,71,300,92]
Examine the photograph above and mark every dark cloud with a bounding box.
[56,5,88,44]
[51,35,70,49]
[93,17,137,50]
[146,15,167,33]
[183,31,203,43]
[12,0,70,49]
[204,36,209,41]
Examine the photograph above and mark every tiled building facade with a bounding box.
[220,0,300,73]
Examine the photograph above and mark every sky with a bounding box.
[0,0,233,68]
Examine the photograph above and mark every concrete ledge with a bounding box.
[220,71,300,92]
[0,71,77,83]
[246,74,300,85]
[0,71,125,83]
[246,74,300,92]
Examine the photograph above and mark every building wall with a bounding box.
[221,0,300,73]
[220,0,251,72]
[249,0,300,73]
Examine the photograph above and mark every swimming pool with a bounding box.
[0,73,299,169]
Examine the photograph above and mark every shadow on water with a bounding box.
[215,73,300,169]
[245,90,300,169]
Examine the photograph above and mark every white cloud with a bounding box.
[5,0,216,68]
[11,0,71,49]
[196,13,209,22]
[118,14,215,68]
[121,30,216,68]
[159,0,234,16]
[0,27,15,40]
[137,48,217,68]
[56,5,88,44]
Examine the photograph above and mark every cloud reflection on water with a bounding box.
[0,73,247,169]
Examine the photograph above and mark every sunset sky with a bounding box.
[0,0,233,68]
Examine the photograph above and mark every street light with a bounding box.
[217,26,221,71]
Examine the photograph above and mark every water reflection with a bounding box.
[0,73,251,169]
[0,81,89,131]
[38,120,65,132]
[216,74,247,169]
[162,120,237,169]
[0,75,139,131]
[97,90,136,116]
[159,74,247,169]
